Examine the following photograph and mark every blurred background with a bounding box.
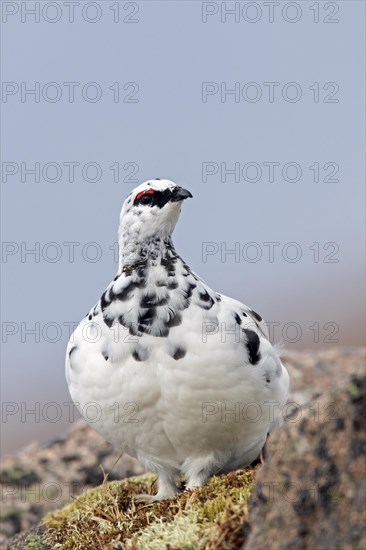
[1,0,365,455]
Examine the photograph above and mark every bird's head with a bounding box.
[119,179,192,243]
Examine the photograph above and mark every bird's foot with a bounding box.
[133,479,179,503]
[186,474,209,491]
[133,493,160,504]
[132,470,180,503]
[185,481,203,491]
[133,488,179,504]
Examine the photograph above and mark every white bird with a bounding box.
[66,179,289,501]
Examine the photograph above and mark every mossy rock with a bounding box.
[0,467,40,487]
[37,469,256,549]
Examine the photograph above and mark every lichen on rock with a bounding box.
[243,371,366,550]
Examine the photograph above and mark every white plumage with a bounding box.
[66,179,289,501]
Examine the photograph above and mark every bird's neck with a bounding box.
[118,235,178,272]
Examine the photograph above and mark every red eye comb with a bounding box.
[135,188,155,200]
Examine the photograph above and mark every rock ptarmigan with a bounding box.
[66,179,289,501]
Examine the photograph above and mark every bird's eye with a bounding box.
[135,188,156,206]
[140,194,153,205]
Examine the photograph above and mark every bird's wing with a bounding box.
[214,291,270,341]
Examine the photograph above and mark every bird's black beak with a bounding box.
[172,186,193,202]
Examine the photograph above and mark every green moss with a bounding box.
[124,509,205,550]
[40,469,256,550]
[22,533,47,550]
[347,381,363,399]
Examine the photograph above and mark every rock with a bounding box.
[283,347,365,405]
[243,370,366,550]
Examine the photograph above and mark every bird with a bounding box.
[65,179,289,502]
